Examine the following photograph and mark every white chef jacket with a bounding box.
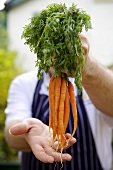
[5,70,113,170]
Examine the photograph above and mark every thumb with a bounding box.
[80,33,90,56]
[9,121,30,135]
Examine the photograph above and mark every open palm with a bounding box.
[10,118,76,163]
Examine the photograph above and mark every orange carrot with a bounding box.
[48,76,56,141]
[49,76,77,152]
[48,76,54,126]
[54,76,62,128]
[63,86,70,134]
[58,78,67,147]
[58,78,67,133]
[68,81,77,137]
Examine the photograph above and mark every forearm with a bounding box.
[82,56,113,117]
[4,120,31,151]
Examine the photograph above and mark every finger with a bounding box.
[64,133,76,149]
[38,138,72,162]
[45,147,72,162]
[9,118,43,136]
[32,144,54,163]
[79,33,90,56]
[25,136,55,163]
[9,121,30,135]
[52,133,76,151]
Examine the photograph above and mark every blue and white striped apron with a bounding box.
[21,78,103,170]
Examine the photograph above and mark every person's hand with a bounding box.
[80,33,90,60]
[71,33,90,77]
[9,118,76,163]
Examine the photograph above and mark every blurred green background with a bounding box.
[0,10,22,162]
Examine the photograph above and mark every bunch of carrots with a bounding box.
[49,75,77,153]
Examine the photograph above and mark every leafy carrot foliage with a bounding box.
[22,3,92,92]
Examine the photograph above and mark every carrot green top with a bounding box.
[21,3,92,93]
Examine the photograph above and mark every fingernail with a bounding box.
[73,138,77,143]
[48,157,54,163]
[65,155,72,161]
[9,129,13,135]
